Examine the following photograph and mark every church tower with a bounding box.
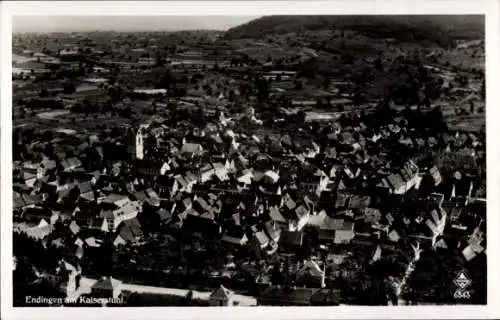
[136,126,145,160]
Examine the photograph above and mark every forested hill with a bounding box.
[224,15,484,47]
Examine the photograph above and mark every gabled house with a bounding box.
[114,217,144,246]
[279,230,304,248]
[136,160,170,177]
[288,204,310,232]
[174,171,197,193]
[22,171,37,188]
[221,227,248,246]
[252,230,270,249]
[100,197,141,232]
[60,157,83,172]
[296,260,326,288]
[307,210,328,229]
[268,205,288,230]
[182,212,221,239]
[156,202,176,226]
[377,160,419,195]
[55,259,81,297]
[99,193,131,209]
[157,175,177,199]
[209,285,234,306]
[300,172,330,197]
[91,277,122,299]
[198,163,215,183]
[82,215,107,232]
[409,207,447,247]
[237,169,254,185]
[25,218,53,240]
[133,188,160,207]
[264,220,282,243]
[69,220,81,235]
[319,218,355,244]
[388,229,400,243]
[181,142,204,157]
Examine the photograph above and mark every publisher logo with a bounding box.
[453,272,471,299]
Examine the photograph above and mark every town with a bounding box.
[12,15,486,307]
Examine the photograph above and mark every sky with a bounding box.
[13,16,259,33]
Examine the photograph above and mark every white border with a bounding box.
[1,1,499,319]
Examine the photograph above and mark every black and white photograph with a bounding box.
[1,1,499,319]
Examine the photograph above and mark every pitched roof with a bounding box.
[77,181,93,194]
[91,277,122,290]
[23,194,43,206]
[41,159,57,170]
[321,218,353,231]
[13,194,26,209]
[23,171,37,181]
[254,230,270,246]
[297,260,324,278]
[462,245,477,261]
[145,188,159,199]
[269,206,287,223]
[133,191,148,202]
[279,231,303,246]
[307,211,327,228]
[210,285,233,300]
[62,157,82,169]
[386,174,405,190]
[157,208,174,221]
[88,216,105,229]
[75,245,84,259]
[264,221,281,241]
[118,218,143,242]
[85,237,102,248]
[69,220,81,235]
[435,238,448,249]
[295,205,309,219]
[388,229,400,242]
[371,246,382,262]
[181,142,203,154]
[429,166,442,185]
[101,193,129,206]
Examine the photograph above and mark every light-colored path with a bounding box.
[70,276,256,305]
[120,282,211,300]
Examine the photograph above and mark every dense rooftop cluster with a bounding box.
[12,25,485,306]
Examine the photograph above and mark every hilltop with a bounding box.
[224,15,484,48]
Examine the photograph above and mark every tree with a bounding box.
[206,86,213,96]
[297,110,306,123]
[323,77,331,90]
[159,70,175,91]
[427,105,447,134]
[119,107,133,119]
[456,73,469,87]
[39,88,49,98]
[480,79,485,99]
[108,86,124,103]
[228,89,237,102]
[63,82,76,94]
[256,78,270,102]
[374,58,384,72]
[294,80,303,91]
